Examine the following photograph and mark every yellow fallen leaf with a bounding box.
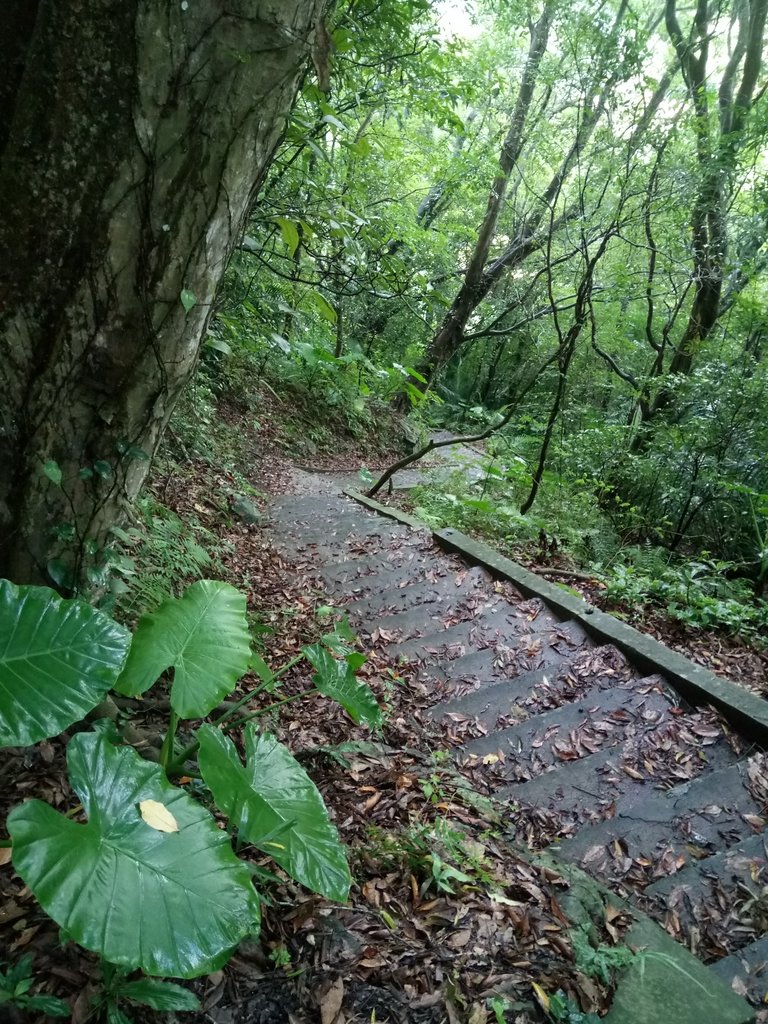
[139,799,179,833]
[531,982,550,1012]
[482,753,499,765]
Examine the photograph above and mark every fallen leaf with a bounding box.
[531,981,550,1012]
[139,799,179,833]
[320,978,344,1024]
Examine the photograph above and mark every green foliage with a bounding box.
[602,557,768,639]
[116,580,252,717]
[545,990,600,1024]
[304,642,384,727]
[199,725,352,901]
[365,815,492,898]
[93,962,200,1023]
[117,500,222,615]
[0,955,70,1017]
[412,457,617,565]
[0,580,130,747]
[1,577,380,982]
[571,926,635,985]
[8,731,259,978]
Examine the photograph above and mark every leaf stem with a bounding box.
[209,676,274,728]
[159,709,179,775]
[223,688,317,731]
[167,656,310,773]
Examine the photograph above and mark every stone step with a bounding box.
[641,830,768,964]
[268,487,763,1016]
[710,933,768,1005]
[429,665,553,728]
[269,495,357,519]
[459,681,675,783]
[554,753,755,882]
[425,621,596,697]
[498,704,737,833]
[320,548,436,590]
[429,637,622,727]
[355,581,520,643]
[383,601,567,666]
[280,531,423,567]
[646,829,768,902]
[272,509,411,544]
[356,602,479,644]
[345,565,491,619]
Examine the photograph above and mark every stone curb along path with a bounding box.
[349,490,768,744]
[268,487,765,1024]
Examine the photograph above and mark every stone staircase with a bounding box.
[269,491,767,1020]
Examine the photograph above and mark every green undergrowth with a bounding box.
[173,347,409,469]
[114,497,232,618]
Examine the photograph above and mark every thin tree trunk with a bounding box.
[0,0,325,587]
[420,3,554,379]
[649,0,767,414]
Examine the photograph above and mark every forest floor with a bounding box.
[1,393,764,1023]
[0,402,577,1024]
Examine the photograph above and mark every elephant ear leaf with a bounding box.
[303,644,382,728]
[114,580,251,718]
[198,724,351,902]
[0,579,130,748]
[7,731,259,978]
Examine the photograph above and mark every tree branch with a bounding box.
[366,350,560,497]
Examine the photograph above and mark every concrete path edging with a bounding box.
[344,489,768,743]
[534,854,754,1024]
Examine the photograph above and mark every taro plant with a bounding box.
[0,577,382,988]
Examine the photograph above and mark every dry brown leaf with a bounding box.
[319,978,344,1024]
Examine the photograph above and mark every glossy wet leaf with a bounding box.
[8,732,259,977]
[41,460,62,485]
[0,580,130,747]
[304,644,382,728]
[114,580,250,718]
[198,725,351,902]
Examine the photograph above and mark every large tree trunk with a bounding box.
[0,0,325,587]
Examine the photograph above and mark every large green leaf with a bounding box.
[0,580,130,748]
[114,580,250,718]
[303,644,382,728]
[8,732,259,978]
[198,725,351,902]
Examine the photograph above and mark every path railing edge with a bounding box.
[344,488,768,743]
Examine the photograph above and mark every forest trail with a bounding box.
[269,484,767,1022]
[288,431,488,496]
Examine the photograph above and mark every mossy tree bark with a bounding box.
[0,0,325,587]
